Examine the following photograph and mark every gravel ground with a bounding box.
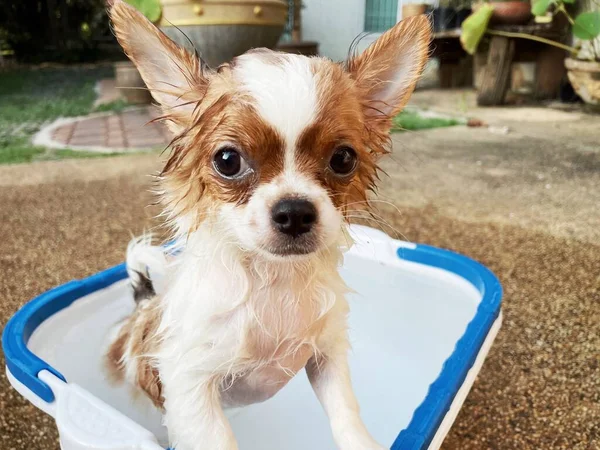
[0,161,160,450]
[1,94,599,449]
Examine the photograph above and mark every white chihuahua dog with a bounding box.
[106,2,430,449]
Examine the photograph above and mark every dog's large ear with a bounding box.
[110,0,209,130]
[348,15,431,131]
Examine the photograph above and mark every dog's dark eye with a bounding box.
[213,147,251,179]
[329,146,358,175]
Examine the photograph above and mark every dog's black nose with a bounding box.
[271,198,317,237]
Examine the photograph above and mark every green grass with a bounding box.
[392,109,461,132]
[0,138,46,164]
[37,149,127,162]
[0,66,135,164]
[0,67,109,123]
[0,144,124,165]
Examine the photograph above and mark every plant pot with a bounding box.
[455,7,472,27]
[565,58,600,106]
[114,61,152,104]
[432,7,457,32]
[276,41,319,56]
[159,0,288,68]
[489,1,531,25]
[402,3,428,18]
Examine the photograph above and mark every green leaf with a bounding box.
[460,4,495,55]
[573,11,600,40]
[562,0,575,4]
[125,0,162,23]
[531,0,553,16]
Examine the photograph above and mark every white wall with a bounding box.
[302,0,367,62]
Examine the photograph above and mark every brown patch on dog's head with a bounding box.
[293,60,378,214]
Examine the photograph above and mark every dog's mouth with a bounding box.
[262,234,320,258]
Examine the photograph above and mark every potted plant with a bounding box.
[114,0,162,104]
[158,0,288,67]
[487,0,532,24]
[461,0,600,106]
[113,0,288,103]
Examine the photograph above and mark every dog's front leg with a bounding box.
[162,374,237,450]
[307,339,385,450]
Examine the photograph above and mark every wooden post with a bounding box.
[473,50,488,90]
[477,36,515,106]
[534,45,566,100]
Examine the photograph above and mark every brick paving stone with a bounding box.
[70,135,108,146]
[73,128,105,137]
[107,116,121,127]
[44,106,170,151]
[121,114,148,121]
[108,127,122,138]
[127,129,162,139]
[71,128,106,139]
[127,135,166,148]
[107,130,124,140]
[78,117,106,128]
[52,123,75,144]
[107,139,126,148]
[123,116,151,125]
[126,128,153,137]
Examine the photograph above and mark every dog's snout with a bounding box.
[271,198,317,237]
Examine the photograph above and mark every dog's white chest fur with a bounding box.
[220,341,314,406]
[157,232,348,408]
[219,284,328,406]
